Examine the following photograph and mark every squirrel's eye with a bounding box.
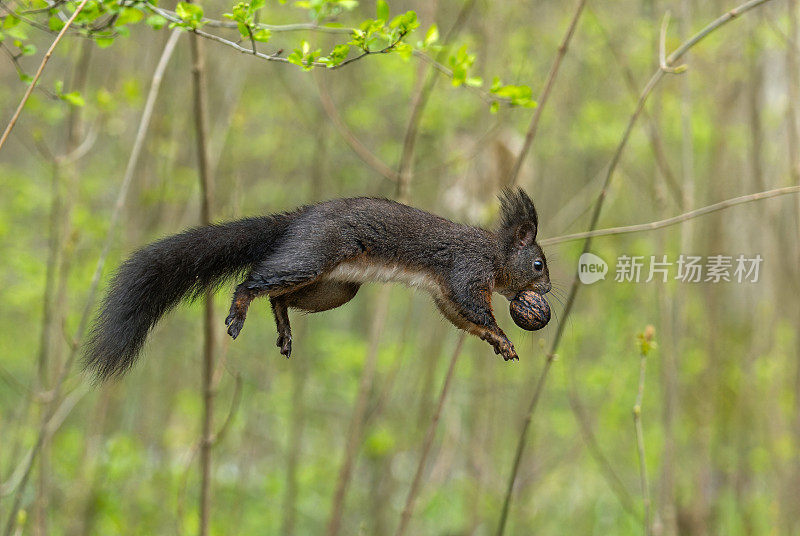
[533,260,544,272]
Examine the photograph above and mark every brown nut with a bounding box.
[509,291,551,331]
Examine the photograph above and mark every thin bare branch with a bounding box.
[507,0,587,186]
[567,376,641,520]
[659,12,686,74]
[326,287,391,536]
[394,334,465,536]
[187,12,217,533]
[541,184,800,245]
[0,384,89,498]
[633,329,654,536]
[210,373,243,446]
[590,9,683,206]
[315,75,400,182]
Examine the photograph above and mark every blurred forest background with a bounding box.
[1,0,799,534]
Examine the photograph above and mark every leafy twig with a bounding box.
[146,4,291,62]
[152,4,353,33]
[333,29,408,69]
[0,0,90,154]
[144,2,521,106]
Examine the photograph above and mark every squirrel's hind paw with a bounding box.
[276,334,292,358]
[225,312,246,340]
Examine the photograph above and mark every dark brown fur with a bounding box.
[84,188,550,380]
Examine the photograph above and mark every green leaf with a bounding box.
[3,14,20,29]
[365,427,395,458]
[54,80,64,93]
[227,2,249,23]
[394,42,412,60]
[7,24,27,40]
[287,50,303,66]
[116,7,143,26]
[95,36,114,48]
[252,28,271,42]
[444,46,479,87]
[490,101,499,114]
[423,24,438,47]
[145,14,167,29]
[321,43,350,67]
[287,44,307,66]
[465,76,483,87]
[175,1,204,27]
[20,43,36,56]
[389,10,417,32]
[48,16,65,31]
[61,91,85,107]
[288,40,321,71]
[96,88,113,109]
[376,0,388,22]
[490,83,536,107]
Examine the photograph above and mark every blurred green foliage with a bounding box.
[1,0,799,535]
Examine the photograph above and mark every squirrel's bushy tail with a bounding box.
[84,215,290,380]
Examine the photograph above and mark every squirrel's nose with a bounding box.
[536,281,552,294]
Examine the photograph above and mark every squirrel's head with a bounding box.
[496,187,551,297]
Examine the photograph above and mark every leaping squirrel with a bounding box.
[84,187,550,380]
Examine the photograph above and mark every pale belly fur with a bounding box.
[324,258,444,297]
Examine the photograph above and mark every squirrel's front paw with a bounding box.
[225,312,246,340]
[502,345,519,361]
[276,333,292,358]
[494,339,518,362]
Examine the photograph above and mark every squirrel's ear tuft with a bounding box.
[498,187,538,251]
